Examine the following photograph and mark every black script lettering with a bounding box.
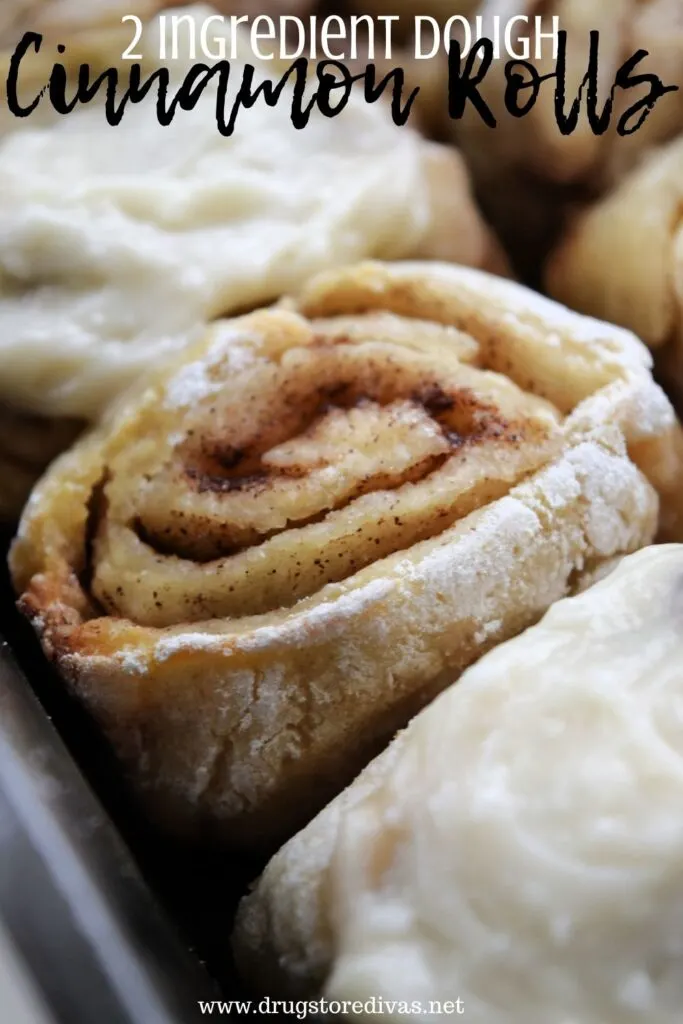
[615,49,679,136]
[5,34,421,135]
[34,60,166,125]
[92,65,165,126]
[554,31,615,136]
[447,39,496,127]
[553,32,678,138]
[162,62,221,122]
[363,65,418,126]
[90,61,229,129]
[503,32,678,140]
[6,32,46,117]
[504,60,554,117]
[48,60,81,114]
[315,61,362,118]
[218,58,310,136]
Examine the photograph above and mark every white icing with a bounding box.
[0,8,436,419]
[324,546,683,1023]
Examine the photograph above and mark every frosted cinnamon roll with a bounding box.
[547,136,683,409]
[233,545,683,1022]
[0,5,504,519]
[10,261,683,849]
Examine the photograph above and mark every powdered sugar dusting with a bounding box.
[154,632,230,660]
[163,326,260,409]
[569,375,675,444]
[153,577,395,662]
[151,581,393,659]
[474,619,503,645]
[116,647,148,675]
[164,359,221,410]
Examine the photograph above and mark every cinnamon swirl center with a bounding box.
[85,312,562,626]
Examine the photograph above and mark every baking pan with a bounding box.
[0,638,218,1024]
[0,536,281,1021]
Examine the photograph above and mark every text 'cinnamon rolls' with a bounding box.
[10,261,682,850]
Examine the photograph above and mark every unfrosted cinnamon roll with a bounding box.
[10,261,683,850]
[462,0,683,187]
[453,0,683,275]
[547,136,683,410]
[233,545,683,1021]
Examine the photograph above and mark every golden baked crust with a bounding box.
[10,260,677,850]
[294,262,683,542]
[232,545,683,1016]
[547,137,683,413]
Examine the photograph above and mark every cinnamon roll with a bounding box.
[233,545,683,1022]
[547,136,683,410]
[453,0,683,276]
[11,260,675,850]
[462,0,683,187]
[0,5,504,519]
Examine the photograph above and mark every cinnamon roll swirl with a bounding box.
[10,261,678,850]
